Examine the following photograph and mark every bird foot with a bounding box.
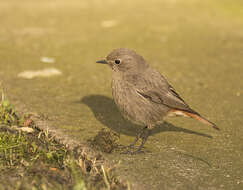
[120,145,151,154]
[121,149,145,155]
[118,126,152,154]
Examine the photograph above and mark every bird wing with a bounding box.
[126,68,197,114]
[125,68,219,130]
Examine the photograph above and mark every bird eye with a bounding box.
[114,59,120,64]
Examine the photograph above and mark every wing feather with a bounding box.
[126,68,197,114]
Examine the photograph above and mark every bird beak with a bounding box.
[96,59,107,64]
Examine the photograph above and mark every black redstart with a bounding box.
[97,48,219,153]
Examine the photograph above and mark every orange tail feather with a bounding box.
[169,109,219,131]
[184,112,219,131]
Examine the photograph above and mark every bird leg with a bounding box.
[127,126,148,148]
[137,127,151,152]
[121,126,152,154]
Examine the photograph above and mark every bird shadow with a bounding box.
[78,95,212,139]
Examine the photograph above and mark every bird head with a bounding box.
[96,48,148,73]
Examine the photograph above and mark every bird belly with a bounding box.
[112,79,168,126]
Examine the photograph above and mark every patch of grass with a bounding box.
[0,86,19,126]
[0,129,77,189]
[89,128,120,153]
[0,85,128,190]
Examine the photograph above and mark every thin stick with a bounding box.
[101,165,110,190]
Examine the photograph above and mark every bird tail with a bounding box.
[169,109,220,131]
[184,112,219,130]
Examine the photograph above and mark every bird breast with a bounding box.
[111,74,168,126]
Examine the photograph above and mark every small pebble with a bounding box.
[101,20,117,28]
[18,68,62,79]
[41,57,55,63]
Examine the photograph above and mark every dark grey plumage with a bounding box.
[97,48,219,153]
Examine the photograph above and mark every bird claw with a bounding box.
[119,143,151,154]
[118,126,152,154]
[117,144,134,149]
[120,148,145,155]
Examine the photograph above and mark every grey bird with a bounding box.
[97,48,219,153]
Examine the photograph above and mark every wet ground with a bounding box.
[0,0,243,189]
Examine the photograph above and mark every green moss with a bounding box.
[0,90,19,126]
[0,87,127,190]
[90,128,120,153]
